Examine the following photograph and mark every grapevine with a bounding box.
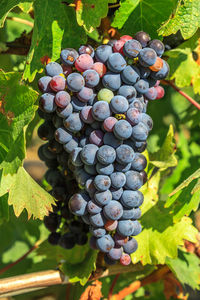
[37,32,169,266]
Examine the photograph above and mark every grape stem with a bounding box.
[163,80,200,110]
[108,273,120,299]
[0,240,42,276]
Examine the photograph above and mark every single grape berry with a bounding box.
[134,31,151,47]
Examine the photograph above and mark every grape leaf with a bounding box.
[159,130,200,222]
[166,251,200,290]
[132,208,197,265]
[140,171,161,215]
[149,125,177,170]
[0,210,49,277]
[38,240,98,285]
[167,48,200,92]
[0,167,55,220]
[166,181,200,223]
[76,0,116,33]
[112,0,176,38]
[112,0,139,29]
[164,168,200,222]
[158,0,200,39]
[23,0,86,82]
[0,71,38,174]
[0,193,9,224]
[0,0,33,27]
[169,168,200,196]
[18,2,33,12]
[5,10,33,42]
[61,249,97,285]
[131,172,198,265]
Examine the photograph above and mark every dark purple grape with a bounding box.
[48,232,61,245]
[59,233,76,249]
[149,39,165,56]
[134,31,151,47]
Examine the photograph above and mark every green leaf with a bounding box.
[132,208,197,265]
[0,193,9,224]
[18,2,33,13]
[38,240,98,285]
[166,182,200,223]
[167,48,200,91]
[169,168,200,196]
[23,0,86,82]
[166,251,200,290]
[0,210,49,277]
[76,0,110,32]
[131,173,198,265]
[0,0,32,27]
[158,0,200,39]
[164,168,200,222]
[61,249,97,285]
[0,71,38,174]
[161,130,195,196]
[149,125,177,170]
[25,112,41,146]
[0,167,55,220]
[112,0,139,29]
[112,0,176,38]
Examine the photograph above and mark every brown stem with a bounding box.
[7,17,33,28]
[66,284,71,300]
[108,273,120,299]
[163,80,200,110]
[0,241,41,276]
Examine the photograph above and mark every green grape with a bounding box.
[97,88,114,103]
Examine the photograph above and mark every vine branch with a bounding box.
[0,263,143,297]
[163,80,200,110]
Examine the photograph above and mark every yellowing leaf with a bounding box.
[132,211,197,265]
[0,167,55,220]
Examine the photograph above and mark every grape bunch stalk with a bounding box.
[37,32,169,266]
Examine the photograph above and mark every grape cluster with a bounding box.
[37,32,169,266]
